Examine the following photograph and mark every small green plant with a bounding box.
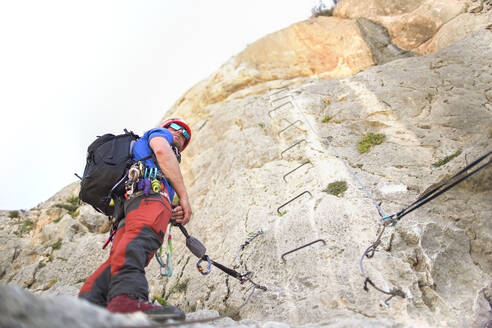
[175,278,190,293]
[20,219,35,235]
[38,261,46,269]
[432,150,462,167]
[357,133,386,153]
[152,295,168,306]
[258,122,265,128]
[322,115,332,123]
[55,203,79,217]
[278,211,287,217]
[8,210,20,219]
[55,203,78,212]
[51,238,62,250]
[67,196,79,206]
[323,181,348,197]
[165,277,190,298]
[53,216,62,223]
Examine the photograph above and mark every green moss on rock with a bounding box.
[152,295,168,306]
[323,181,348,197]
[51,238,62,250]
[432,150,462,167]
[322,115,332,123]
[20,219,35,235]
[357,133,386,153]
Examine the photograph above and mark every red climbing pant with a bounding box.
[79,193,171,306]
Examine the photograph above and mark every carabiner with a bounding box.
[128,165,140,182]
[381,214,398,226]
[155,225,173,277]
[155,251,173,277]
[196,255,212,275]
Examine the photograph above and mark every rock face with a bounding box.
[1,5,492,328]
[334,0,492,54]
[355,17,415,65]
[415,8,492,55]
[172,16,376,123]
[163,30,492,328]
[169,0,491,129]
[334,0,467,49]
[0,285,150,328]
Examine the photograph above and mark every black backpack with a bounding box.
[79,129,146,217]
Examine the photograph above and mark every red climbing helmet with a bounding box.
[161,118,192,152]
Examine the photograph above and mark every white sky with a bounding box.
[0,1,330,210]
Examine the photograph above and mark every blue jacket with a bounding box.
[132,128,176,201]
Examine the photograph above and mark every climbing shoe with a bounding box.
[107,294,185,321]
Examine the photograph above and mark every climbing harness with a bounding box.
[155,224,173,277]
[103,161,171,250]
[360,150,491,303]
[123,161,169,199]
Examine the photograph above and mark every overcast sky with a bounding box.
[0,1,333,210]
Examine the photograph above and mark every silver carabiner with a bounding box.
[196,255,212,275]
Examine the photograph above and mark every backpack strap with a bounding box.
[136,154,152,162]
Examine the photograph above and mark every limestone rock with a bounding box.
[415,10,492,55]
[0,284,151,328]
[356,17,415,64]
[78,205,111,233]
[163,30,492,327]
[1,9,492,328]
[167,16,374,123]
[333,0,469,50]
[41,214,88,244]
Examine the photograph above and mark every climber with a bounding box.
[78,118,192,319]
